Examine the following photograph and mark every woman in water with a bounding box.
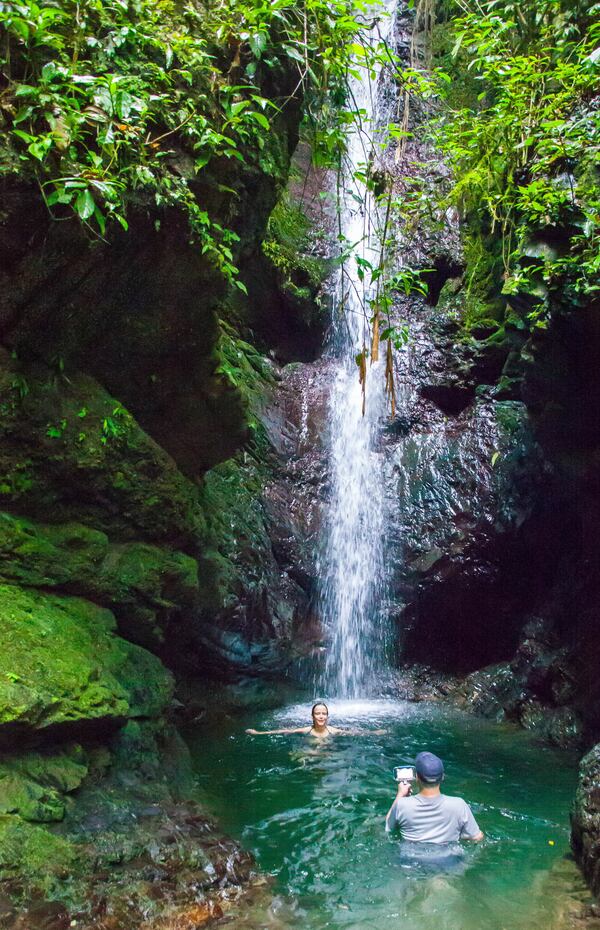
[245,702,386,739]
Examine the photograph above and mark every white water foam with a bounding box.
[318,0,397,699]
[273,699,411,725]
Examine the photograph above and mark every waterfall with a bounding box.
[318,1,396,699]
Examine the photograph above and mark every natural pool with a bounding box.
[185,698,588,930]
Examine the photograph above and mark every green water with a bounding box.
[185,698,582,930]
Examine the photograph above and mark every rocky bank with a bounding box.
[0,2,333,919]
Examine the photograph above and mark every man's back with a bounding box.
[386,792,481,844]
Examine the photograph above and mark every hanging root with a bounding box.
[385,338,396,417]
[371,310,380,362]
[358,346,367,416]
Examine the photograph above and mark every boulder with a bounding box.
[0,583,173,736]
[572,744,600,896]
[0,513,198,649]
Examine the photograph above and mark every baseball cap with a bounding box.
[415,751,444,783]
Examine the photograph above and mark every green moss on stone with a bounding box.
[0,511,199,649]
[214,321,276,448]
[0,814,77,894]
[494,401,525,436]
[461,229,506,331]
[0,584,172,733]
[0,743,89,825]
[0,773,66,823]
[197,454,270,615]
[0,353,204,544]
[262,196,329,299]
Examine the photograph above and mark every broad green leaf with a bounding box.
[249,111,270,130]
[76,189,95,221]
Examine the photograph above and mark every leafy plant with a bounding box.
[46,418,67,438]
[0,0,390,288]
[100,404,128,444]
[431,0,600,319]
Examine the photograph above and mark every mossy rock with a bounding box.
[0,512,199,649]
[0,814,77,894]
[0,351,203,545]
[0,773,66,823]
[0,744,89,822]
[215,321,275,438]
[460,227,506,330]
[198,454,271,616]
[0,584,173,734]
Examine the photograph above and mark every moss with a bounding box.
[494,401,525,436]
[0,512,199,650]
[214,321,276,452]
[0,814,77,894]
[0,583,172,733]
[0,774,66,822]
[0,744,89,825]
[262,195,329,297]
[461,228,506,330]
[0,353,204,543]
[197,454,271,615]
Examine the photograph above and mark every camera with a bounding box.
[393,765,415,783]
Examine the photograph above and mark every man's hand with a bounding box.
[397,781,412,798]
[245,728,259,735]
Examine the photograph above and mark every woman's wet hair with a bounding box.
[311,702,329,717]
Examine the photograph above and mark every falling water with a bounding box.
[319,1,396,699]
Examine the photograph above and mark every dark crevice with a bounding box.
[423,256,464,306]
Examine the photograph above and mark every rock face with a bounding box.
[346,2,600,896]
[572,745,600,897]
[0,584,172,734]
[366,5,600,755]
[0,0,597,915]
[0,13,327,918]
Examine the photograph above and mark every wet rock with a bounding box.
[387,388,545,672]
[454,663,523,722]
[394,665,461,702]
[185,358,330,673]
[448,616,587,748]
[572,744,600,896]
[0,584,173,737]
[0,513,198,651]
[418,382,475,415]
[16,901,70,930]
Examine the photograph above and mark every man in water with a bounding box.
[385,751,483,843]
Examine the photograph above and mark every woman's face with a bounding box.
[312,705,328,727]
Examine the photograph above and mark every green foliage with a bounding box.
[262,195,328,298]
[215,321,275,435]
[432,0,600,322]
[46,417,67,438]
[0,0,383,285]
[101,403,128,445]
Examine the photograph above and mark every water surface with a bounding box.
[186,699,581,930]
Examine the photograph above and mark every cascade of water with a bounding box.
[318,2,396,699]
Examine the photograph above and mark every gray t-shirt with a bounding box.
[386,793,481,843]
